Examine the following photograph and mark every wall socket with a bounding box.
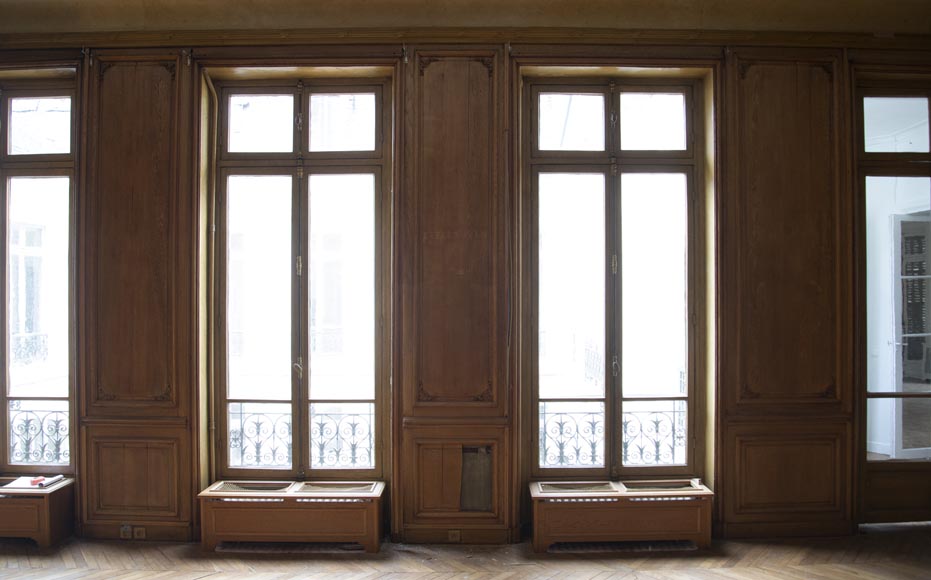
[447,529,461,542]
[119,525,132,539]
[132,526,146,540]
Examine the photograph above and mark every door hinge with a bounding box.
[611,254,618,275]
[612,355,620,377]
[296,255,303,276]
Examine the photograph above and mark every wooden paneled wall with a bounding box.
[79,49,197,540]
[719,47,854,537]
[394,46,515,543]
[6,33,922,542]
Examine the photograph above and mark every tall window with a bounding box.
[0,84,74,472]
[216,80,389,478]
[525,79,701,477]
[861,87,931,461]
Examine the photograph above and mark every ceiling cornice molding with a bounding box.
[1,27,931,52]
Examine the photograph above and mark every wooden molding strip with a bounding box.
[1,27,931,51]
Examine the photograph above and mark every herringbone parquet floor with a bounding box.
[1,523,929,579]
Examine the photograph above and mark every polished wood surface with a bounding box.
[199,481,385,552]
[400,47,507,417]
[0,478,74,548]
[79,49,197,541]
[85,55,179,411]
[530,481,713,552]
[3,1,931,36]
[394,46,513,543]
[0,25,927,546]
[862,462,931,523]
[0,523,929,578]
[724,48,849,414]
[718,47,855,538]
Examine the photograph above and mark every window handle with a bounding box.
[293,357,303,379]
[612,355,620,378]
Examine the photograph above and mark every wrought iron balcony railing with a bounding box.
[8,400,69,465]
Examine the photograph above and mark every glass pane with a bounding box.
[309,402,375,469]
[309,174,375,400]
[8,399,69,465]
[866,176,931,394]
[8,177,70,399]
[9,97,71,155]
[864,97,929,153]
[622,173,688,398]
[622,399,687,466]
[902,279,931,336]
[539,401,604,468]
[867,397,931,460]
[538,93,605,151]
[228,94,294,153]
[227,402,291,468]
[902,397,931,451]
[900,337,931,392]
[620,93,687,150]
[226,175,292,401]
[310,93,376,152]
[538,173,605,399]
[867,398,894,460]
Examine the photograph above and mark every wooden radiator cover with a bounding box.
[198,481,384,552]
[530,479,713,553]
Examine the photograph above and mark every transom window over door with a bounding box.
[525,78,703,477]
[216,79,390,479]
[0,83,75,473]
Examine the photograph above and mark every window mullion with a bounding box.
[608,170,621,476]
[295,167,307,479]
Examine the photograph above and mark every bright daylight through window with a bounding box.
[529,81,697,474]
[863,94,931,461]
[218,82,386,477]
[2,93,73,468]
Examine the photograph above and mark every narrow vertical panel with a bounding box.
[91,59,176,405]
[733,58,841,406]
[719,49,852,539]
[418,444,462,512]
[413,54,501,408]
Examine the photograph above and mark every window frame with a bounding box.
[857,80,931,463]
[213,77,391,480]
[0,78,77,475]
[523,76,703,479]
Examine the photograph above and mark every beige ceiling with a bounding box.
[0,0,929,36]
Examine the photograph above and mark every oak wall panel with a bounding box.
[78,49,197,541]
[862,464,931,523]
[394,45,513,544]
[719,47,854,538]
[400,48,507,418]
[723,49,849,414]
[82,425,190,523]
[401,425,508,530]
[83,52,191,415]
[724,421,849,521]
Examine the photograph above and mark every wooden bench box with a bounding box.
[0,477,74,547]
[199,480,384,552]
[530,479,713,553]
